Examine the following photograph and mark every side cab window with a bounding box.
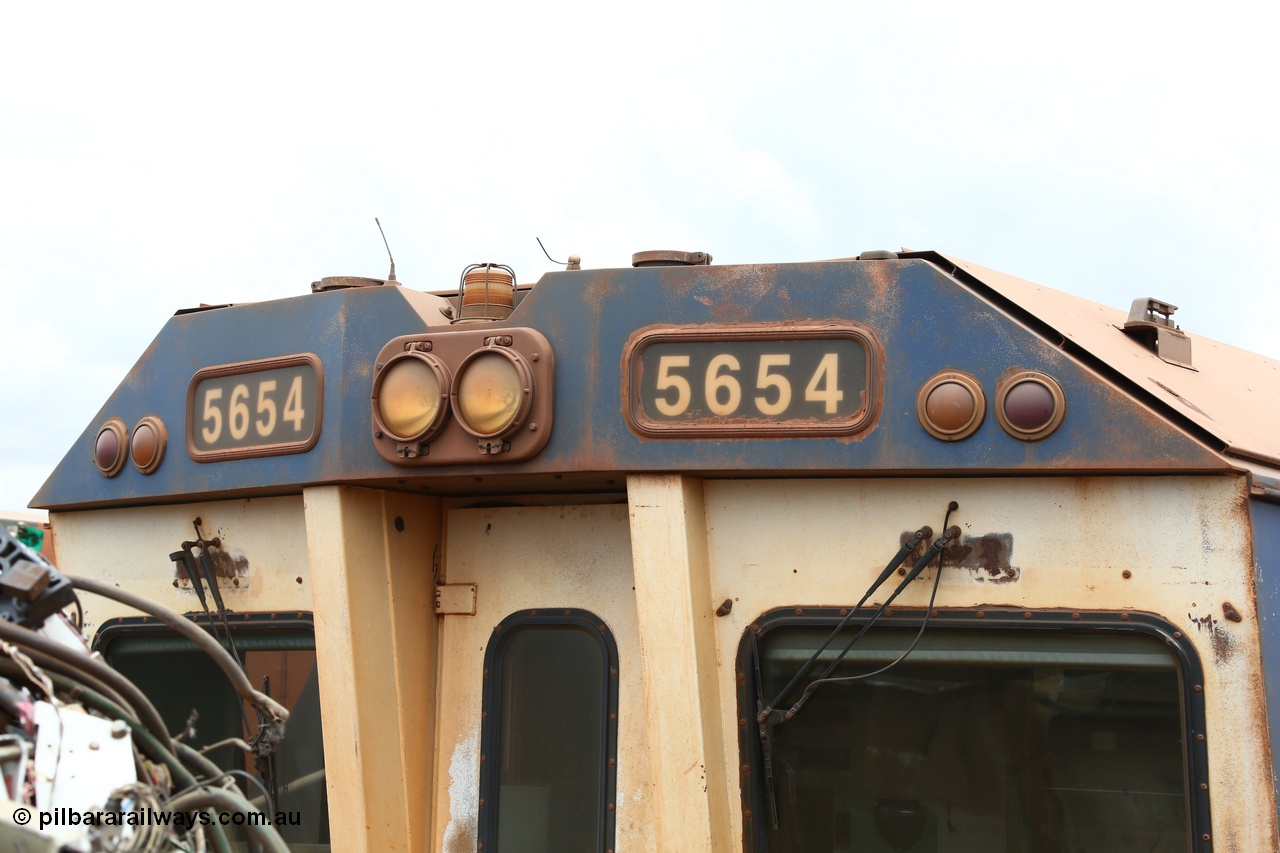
[479,609,619,853]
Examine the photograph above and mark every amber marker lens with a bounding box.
[453,349,534,438]
[94,418,129,477]
[130,416,167,474]
[927,384,974,429]
[995,372,1066,441]
[374,353,451,441]
[916,372,984,441]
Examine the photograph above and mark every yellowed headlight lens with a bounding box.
[378,357,443,439]
[456,351,523,436]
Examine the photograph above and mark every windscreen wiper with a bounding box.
[756,525,933,727]
[750,630,780,830]
[782,522,960,720]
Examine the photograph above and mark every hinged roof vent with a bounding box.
[1122,297,1193,369]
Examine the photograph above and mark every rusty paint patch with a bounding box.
[858,259,903,328]
[1189,608,1239,665]
[949,534,1019,582]
[901,531,1018,582]
[1211,624,1236,664]
[173,546,250,590]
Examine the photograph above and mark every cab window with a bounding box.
[479,609,619,853]
[99,618,329,852]
[745,617,1197,853]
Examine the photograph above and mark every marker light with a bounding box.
[996,372,1066,441]
[916,372,984,441]
[452,348,534,438]
[373,352,452,441]
[94,418,129,477]
[130,416,167,474]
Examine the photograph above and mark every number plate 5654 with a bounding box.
[623,324,879,438]
[186,354,323,461]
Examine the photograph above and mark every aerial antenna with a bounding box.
[375,218,397,282]
[537,237,565,265]
[537,237,581,271]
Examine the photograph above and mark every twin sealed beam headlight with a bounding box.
[452,348,534,438]
[370,329,554,465]
[373,351,452,442]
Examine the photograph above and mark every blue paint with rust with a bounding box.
[1251,497,1280,819]
[33,257,1226,508]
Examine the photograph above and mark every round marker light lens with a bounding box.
[454,350,530,437]
[925,382,976,432]
[96,429,120,469]
[131,423,156,466]
[916,372,984,441]
[1003,381,1055,432]
[376,355,447,440]
[94,419,128,477]
[129,416,167,474]
[996,372,1066,441]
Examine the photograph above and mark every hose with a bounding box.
[67,575,290,729]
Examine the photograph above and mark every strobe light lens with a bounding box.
[453,349,533,438]
[94,418,129,477]
[374,354,450,441]
[996,372,1066,441]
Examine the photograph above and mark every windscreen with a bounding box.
[754,628,1189,853]
[106,630,329,852]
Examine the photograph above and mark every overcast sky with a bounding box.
[3,1,1277,511]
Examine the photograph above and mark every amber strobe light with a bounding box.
[452,348,535,438]
[94,418,129,477]
[916,372,985,441]
[996,371,1066,441]
[459,264,516,320]
[373,352,452,442]
[130,416,167,474]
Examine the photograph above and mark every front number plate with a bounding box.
[624,324,879,438]
[186,354,323,461]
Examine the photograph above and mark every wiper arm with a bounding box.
[783,519,961,722]
[756,526,932,726]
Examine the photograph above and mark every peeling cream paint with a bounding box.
[443,729,479,853]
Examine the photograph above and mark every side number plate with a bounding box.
[624,324,879,438]
[186,354,323,461]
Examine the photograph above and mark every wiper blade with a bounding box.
[750,630,780,830]
[756,525,932,726]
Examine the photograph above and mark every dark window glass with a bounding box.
[481,613,617,853]
[753,628,1189,853]
[104,628,329,852]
